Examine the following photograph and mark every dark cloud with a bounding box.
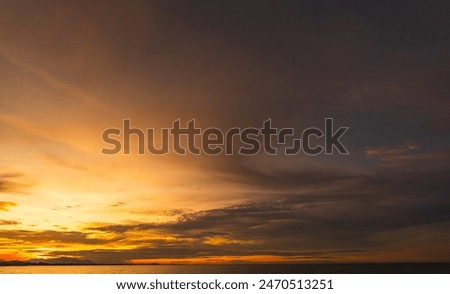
[1,0,448,127]
[3,143,447,263]
[215,158,363,191]
[108,201,125,208]
[83,187,449,262]
[52,205,82,211]
[0,229,120,245]
[82,144,450,262]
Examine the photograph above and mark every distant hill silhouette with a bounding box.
[0,257,93,266]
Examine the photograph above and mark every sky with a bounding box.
[0,0,449,264]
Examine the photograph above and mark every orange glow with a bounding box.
[130,255,313,265]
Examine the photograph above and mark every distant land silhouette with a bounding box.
[0,257,93,266]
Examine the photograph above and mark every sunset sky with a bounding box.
[0,0,449,264]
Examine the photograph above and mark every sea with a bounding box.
[0,264,449,274]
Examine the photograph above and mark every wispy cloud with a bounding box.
[0,220,20,226]
[0,47,97,105]
[0,202,17,211]
[0,172,29,193]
